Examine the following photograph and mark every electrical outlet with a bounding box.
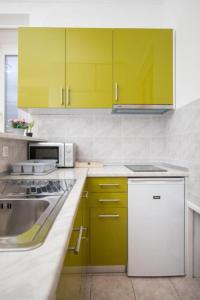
[2,146,9,158]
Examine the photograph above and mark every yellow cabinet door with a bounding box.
[87,177,127,193]
[82,190,89,268]
[113,29,173,105]
[18,28,66,108]
[66,28,113,108]
[88,192,127,208]
[90,207,127,266]
[60,196,83,300]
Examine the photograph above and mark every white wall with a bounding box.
[0,1,165,28]
[163,0,200,108]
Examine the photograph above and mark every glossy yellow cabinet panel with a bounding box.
[59,188,89,300]
[113,29,173,105]
[64,196,83,268]
[90,207,127,266]
[88,192,127,208]
[87,177,127,193]
[18,28,66,108]
[66,28,113,108]
[82,190,89,268]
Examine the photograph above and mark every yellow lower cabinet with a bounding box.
[57,194,85,300]
[90,207,127,266]
[87,177,128,193]
[82,191,89,268]
[64,196,83,267]
[57,231,83,300]
[88,192,127,208]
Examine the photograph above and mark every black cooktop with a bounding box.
[125,165,167,172]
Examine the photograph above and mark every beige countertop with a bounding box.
[0,164,188,300]
[87,164,188,178]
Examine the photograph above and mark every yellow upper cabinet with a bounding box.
[113,29,173,105]
[18,28,173,109]
[18,28,66,108]
[66,28,113,108]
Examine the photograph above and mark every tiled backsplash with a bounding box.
[32,99,200,203]
[162,99,200,201]
[33,114,165,165]
[0,139,27,172]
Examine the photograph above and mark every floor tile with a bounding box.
[56,274,82,300]
[91,273,135,300]
[170,277,200,300]
[81,274,92,300]
[131,277,180,300]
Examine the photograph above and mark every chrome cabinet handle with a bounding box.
[74,226,83,254]
[60,87,64,105]
[98,214,120,218]
[98,199,120,203]
[82,191,88,198]
[68,226,83,254]
[66,87,70,106]
[98,184,120,187]
[82,227,88,240]
[114,82,118,101]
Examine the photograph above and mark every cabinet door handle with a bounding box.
[82,191,88,198]
[82,227,88,240]
[98,184,120,187]
[66,87,70,106]
[114,82,118,101]
[60,87,64,105]
[68,225,83,254]
[98,199,120,203]
[98,214,119,218]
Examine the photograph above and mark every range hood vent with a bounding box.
[112,105,173,115]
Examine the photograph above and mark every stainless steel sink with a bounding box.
[0,179,75,251]
[0,199,49,236]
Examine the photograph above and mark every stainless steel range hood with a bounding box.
[112,104,173,114]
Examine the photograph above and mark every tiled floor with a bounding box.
[57,273,200,300]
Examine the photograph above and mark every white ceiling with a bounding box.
[0,0,167,3]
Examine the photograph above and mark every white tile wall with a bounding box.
[0,139,27,172]
[162,98,200,203]
[33,114,165,165]
[32,99,200,201]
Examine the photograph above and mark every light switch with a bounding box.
[2,146,9,158]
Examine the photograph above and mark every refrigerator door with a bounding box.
[128,178,185,276]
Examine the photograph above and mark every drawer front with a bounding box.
[89,192,127,208]
[90,207,127,265]
[87,177,127,193]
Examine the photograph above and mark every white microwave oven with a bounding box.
[28,142,76,167]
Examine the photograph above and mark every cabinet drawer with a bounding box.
[87,177,127,193]
[90,207,127,265]
[89,192,127,208]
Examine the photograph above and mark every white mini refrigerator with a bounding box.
[128,178,185,277]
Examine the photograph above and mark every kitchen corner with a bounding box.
[1,3,200,299]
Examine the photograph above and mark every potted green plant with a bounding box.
[26,121,35,137]
[9,119,29,136]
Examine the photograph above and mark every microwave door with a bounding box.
[58,144,65,167]
[29,143,65,167]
